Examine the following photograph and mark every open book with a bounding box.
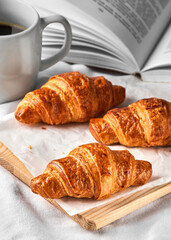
[27,0,171,82]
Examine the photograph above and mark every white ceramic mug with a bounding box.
[0,0,72,103]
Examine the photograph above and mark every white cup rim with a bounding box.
[0,0,39,38]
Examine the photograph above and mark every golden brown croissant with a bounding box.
[31,143,152,200]
[89,98,171,147]
[15,72,125,125]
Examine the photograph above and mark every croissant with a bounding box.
[89,98,171,147]
[31,143,152,200]
[15,72,125,125]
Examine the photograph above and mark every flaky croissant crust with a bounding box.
[89,98,171,147]
[15,72,125,125]
[31,143,152,200]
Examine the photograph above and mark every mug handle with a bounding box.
[39,15,72,71]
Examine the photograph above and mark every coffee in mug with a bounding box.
[0,21,26,35]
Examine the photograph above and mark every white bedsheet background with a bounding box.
[0,60,171,239]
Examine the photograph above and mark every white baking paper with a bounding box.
[0,113,170,216]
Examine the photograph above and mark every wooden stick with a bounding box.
[0,142,33,186]
[73,182,171,230]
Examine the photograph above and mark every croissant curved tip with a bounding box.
[112,85,125,107]
[133,160,152,186]
[15,106,41,124]
[31,174,52,198]
[31,173,67,199]
[89,119,102,143]
[30,176,42,194]
[89,118,118,145]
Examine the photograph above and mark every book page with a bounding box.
[142,23,171,71]
[141,69,171,82]
[68,0,171,69]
